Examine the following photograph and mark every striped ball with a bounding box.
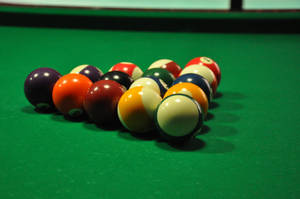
[148,59,182,78]
[180,64,218,95]
[129,77,168,97]
[118,86,162,133]
[164,82,208,118]
[110,62,143,80]
[186,57,221,85]
[70,64,103,83]
[172,73,212,103]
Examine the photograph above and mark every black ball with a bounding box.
[100,71,133,89]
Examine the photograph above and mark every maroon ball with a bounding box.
[83,80,126,125]
[24,67,61,111]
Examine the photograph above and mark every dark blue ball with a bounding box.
[130,76,168,97]
[172,73,212,102]
[148,76,168,96]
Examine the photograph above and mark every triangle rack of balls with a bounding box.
[24,57,221,145]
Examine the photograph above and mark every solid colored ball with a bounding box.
[129,76,168,97]
[148,59,182,78]
[100,71,133,90]
[186,57,221,85]
[155,94,203,143]
[143,68,175,87]
[52,73,93,117]
[172,73,212,102]
[70,64,103,83]
[24,67,61,111]
[118,86,162,133]
[180,64,218,95]
[164,82,208,118]
[83,80,126,125]
[109,62,143,80]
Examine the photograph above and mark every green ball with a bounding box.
[143,68,175,87]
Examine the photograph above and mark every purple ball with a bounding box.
[24,67,61,111]
[70,64,103,82]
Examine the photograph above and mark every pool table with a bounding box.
[0,5,300,199]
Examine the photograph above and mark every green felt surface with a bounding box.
[0,23,300,199]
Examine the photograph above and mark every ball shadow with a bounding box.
[155,137,205,152]
[206,113,214,121]
[97,122,123,131]
[209,101,219,109]
[83,122,101,132]
[64,114,89,122]
[117,129,159,141]
[117,131,137,141]
[156,137,235,153]
[21,106,36,114]
[217,101,244,111]
[220,91,246,100]
[211,125,239,137]
[83,120,123,131]
[50,112,88,123]
[21,105,56,114]
[214,92,223,99]
[212,112,240,123]
[131,131,160,140]
[50,112,66,122]
[199,138,235,154]
[197,125,210,135]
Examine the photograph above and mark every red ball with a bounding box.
[83,80,126,125]
[186,57,221,85]
[109,62,143,80]
[52,74,93,117]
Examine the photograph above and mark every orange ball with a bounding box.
[52,73,93,117]
[164,82,208,118]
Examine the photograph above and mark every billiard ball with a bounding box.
[155,94,203,143]
[83,80,126,125]
[100,71,133,90]
[129,76,168,97]
[70,64,103,82]
[118,86,162,133]
[109,62,143,80]
[24,67,61,111]
[186,57,221,85]
[172,73,212,102]
[180,64,218,95]
[148,59,182,78]
[164,82,208,118]
[143,68,175,87]
[52,73,93,117]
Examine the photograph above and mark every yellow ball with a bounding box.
[118,86,162,133]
